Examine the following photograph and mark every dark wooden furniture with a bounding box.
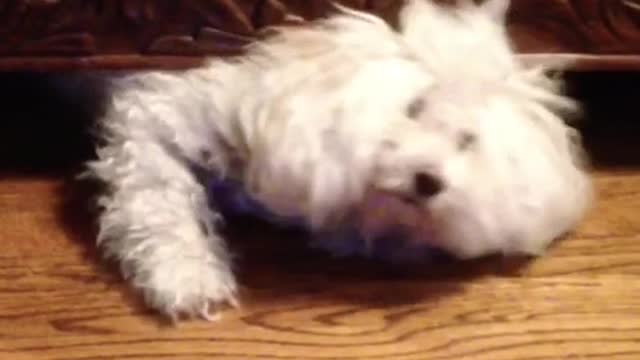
[3,0,640,71]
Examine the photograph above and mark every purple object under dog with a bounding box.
[209,178,448,264]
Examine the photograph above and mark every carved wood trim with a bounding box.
[509,0,640,54]
[2,0,640,70]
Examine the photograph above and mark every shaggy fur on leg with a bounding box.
[86,0,592,320]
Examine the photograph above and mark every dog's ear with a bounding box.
[399,0,436,24]
[478,0,511,24]
[398,0,438,44]
[399,0,511,38]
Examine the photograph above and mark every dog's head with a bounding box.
[242,0,591,259]
[364,0,591,259]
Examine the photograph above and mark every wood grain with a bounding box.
[0,167,639,359]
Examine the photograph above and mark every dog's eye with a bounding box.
[458,132,476,151]
[406,97,426,120]
[382,139,398,150]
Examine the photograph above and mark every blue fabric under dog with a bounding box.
[208,178,447,264]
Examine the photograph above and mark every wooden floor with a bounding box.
[1,73,640,359]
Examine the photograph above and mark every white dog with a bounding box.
[86,0,592,320]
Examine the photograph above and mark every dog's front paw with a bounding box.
[131,256,238,322]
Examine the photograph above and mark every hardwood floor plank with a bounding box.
[1,168,639,359]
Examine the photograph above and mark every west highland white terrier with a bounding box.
[86,0,592,320]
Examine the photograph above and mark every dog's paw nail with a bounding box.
[227,296,240,309]
[199,302,221,322]
[201,309,221,322]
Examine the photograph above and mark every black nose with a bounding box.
[414,172,444,198]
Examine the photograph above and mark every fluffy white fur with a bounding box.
[87,0,592,320]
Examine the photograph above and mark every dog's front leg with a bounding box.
[90,139,237,321]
